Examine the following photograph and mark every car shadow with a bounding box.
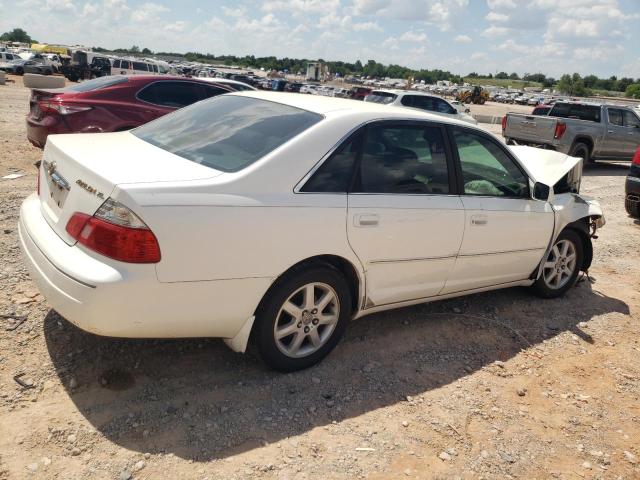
[44,281,629,461]
[583,161,629,177]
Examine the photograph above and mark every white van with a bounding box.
[0,52,19,62]
[111,58,159,76]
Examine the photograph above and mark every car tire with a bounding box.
[532,229,583,299]
[16,67,24,75]
[254,265,352,372]
[570,142,592,165]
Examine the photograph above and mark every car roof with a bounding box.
[371,89,444,99]
[229,91,474,127]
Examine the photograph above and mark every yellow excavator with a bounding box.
[457,85,489,105]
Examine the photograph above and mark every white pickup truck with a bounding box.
[502,101,640,164]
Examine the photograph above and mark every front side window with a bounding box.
[365,91,397,104]
[433,98,456,114]
[608,108,624,126]
[201,85,229,99]
[301,132,361,193]
[623,110,640,128]
[354,124,450,194]
[452,127,528,198]
[133,96,323,172]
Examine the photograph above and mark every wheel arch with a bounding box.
[255,254,363,318]
[570,136,594,158]
[564,218,593,272]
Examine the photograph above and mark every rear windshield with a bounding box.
[133,96,323,172]
[62,75,129,92]
[365,91,397,104]
[550,103,601,122]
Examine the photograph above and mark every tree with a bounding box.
[130,45,140,53]
[509,72,520,80]
[141,47,152,54]
[495,71,509,79]
[557,73,588,96]
[467,72,479,78]
[617,77,634,93]
[0,27,36,43]
[625,83,640,99]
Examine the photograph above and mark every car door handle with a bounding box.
[471,214,488,226]
[354,214,379,227]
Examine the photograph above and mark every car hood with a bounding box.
[509,145,582,188]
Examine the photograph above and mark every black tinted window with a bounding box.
[302,133,361,193]
[434,98,456,114]
[608,108,624,126]
[113,59,121,68]
[120,60,130,69]
[365,92,397,104]
[138,81,203,108]
[133,96,322,172]
[201,85,228,99]
[550,103,600,122]
[452,128,528,198]
[355,124,450,194]
[132,61,148,71]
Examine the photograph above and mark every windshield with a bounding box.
[62,76,129,92]
[133,95,323,172]
[364,92,397,104]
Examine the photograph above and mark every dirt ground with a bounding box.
[0,75,639,480]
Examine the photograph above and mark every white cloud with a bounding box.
[454,34,472,43]
[399,30,427,42]
[222,6,246,17]
[483,25,509,36]
[131,2,169,22]
[485,11,508,22]
[382,36,400,50]
[165,21,187,33]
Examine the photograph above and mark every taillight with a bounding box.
[66,199,161,263]
[38,100,92,115]
[501,115,507,131]
[554,121,566,139]
[633,147,640,166]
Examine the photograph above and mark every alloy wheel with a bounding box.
[543,239,577,290]
[273,282,340,358]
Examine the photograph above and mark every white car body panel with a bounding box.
[18,92,604,355]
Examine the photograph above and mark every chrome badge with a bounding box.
[76,179,105,199]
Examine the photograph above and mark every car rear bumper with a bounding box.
[19,193,273,339]
[625,175,640,217]
[26,115,67,149]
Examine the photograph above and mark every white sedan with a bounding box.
[365,89,478,125]
[19,91,604,371]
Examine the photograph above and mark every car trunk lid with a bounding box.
[39,132,223,245]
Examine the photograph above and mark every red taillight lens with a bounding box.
[38,100,92,115]
[633,147,640,166]
[501,115,507,131]
[66,212,161,264]
[554,121,566,139]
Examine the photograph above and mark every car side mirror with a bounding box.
[533,182,551,201]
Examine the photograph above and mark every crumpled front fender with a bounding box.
[534,193,605,280]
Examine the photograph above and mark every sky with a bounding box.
[2,0,639,78]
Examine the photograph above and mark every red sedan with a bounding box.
[27,75,235,148]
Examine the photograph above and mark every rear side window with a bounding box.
[550,103,601,122]
[201,85,229,99]
[120,60,130,69]
[301,132,362,193]
[354,124,450,194]
[132,61,148,71]
[133,96,323,172]
[113,59,121,68]
[365,92,397,104]
[137,81,203,108]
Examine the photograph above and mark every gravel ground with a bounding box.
[1,75,639,480]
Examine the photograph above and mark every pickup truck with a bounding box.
[502,101,640,164]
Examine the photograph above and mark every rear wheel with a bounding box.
[255,266,351,372]
[16,67,24,75]
[533,229,583,298]
[570,142,593,165]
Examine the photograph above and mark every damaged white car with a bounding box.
[18,92,604,372]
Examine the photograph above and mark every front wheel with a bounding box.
[533,229,583,298]
[255,266,351,372]
[570,142,593,164]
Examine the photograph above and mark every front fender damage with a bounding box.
[533,193,605,280]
